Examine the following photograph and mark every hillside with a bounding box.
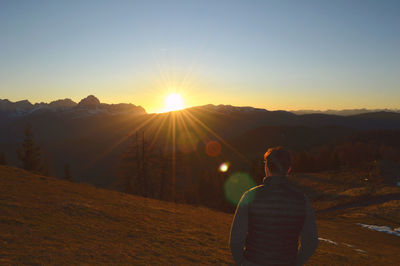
[2,98,400,189]
[1,166,400,265]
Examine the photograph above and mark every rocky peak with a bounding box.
[78,95,100,107]
[49,98,77,108]
[16,100,33,108]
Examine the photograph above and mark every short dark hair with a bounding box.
[264,146,291,174]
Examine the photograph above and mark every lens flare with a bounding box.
[224,172,256,205]
[205,140,221,157]
[219,162,229,172]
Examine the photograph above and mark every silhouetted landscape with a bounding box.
[2,1,400,264]
[1,96,400,204]
[2,96,400,206]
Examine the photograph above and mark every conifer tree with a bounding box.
[16,124,43,173]
[0,152,7,165]
[64,163,72,181]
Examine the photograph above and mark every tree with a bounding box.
[0,152,7,165]
[16,124,44,173]
[64,163,72,181]
[119,131,151,196]
[331,150,341,171]
[158,149,172,201]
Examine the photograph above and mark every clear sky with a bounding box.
[1,0,399,113]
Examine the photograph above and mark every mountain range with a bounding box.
[0,95,146,118]
[290,109,400,116]
[2,95,400,117]
[1,95,400,188]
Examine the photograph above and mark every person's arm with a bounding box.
[296,196,318,266]
[229,192,250,265]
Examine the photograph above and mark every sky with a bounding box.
[0,0,399,113]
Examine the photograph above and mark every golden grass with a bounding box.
[1,166,399,265]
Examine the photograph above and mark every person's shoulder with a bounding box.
[241,184,263,205]
[246,184,264,195]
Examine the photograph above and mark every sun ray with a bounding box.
[172,112,177,200]
[175,111,201,159]
[181,109,250,164]
[82,114,159,173]
[164,113,174,152]
[179,110,209,146]
[147,113,169,152]
[153,53,171,90]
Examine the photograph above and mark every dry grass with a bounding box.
[0,166,232,265]
[1,166,400,265]
[289,171,400,211]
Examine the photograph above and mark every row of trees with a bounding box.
[291,141,400,173]
[118,130,400,211]
[117,131,237,211]
[118,131,174,200]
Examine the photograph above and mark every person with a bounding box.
[229,146,318,266]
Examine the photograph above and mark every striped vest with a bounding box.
[244,176,306,266]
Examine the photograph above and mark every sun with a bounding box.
[164,93,184,112]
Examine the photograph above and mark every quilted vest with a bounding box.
[244,176,306,266]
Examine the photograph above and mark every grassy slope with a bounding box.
[1,166,399,265]
[290,171,400,223]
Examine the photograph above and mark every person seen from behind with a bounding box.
[230,146,318,265]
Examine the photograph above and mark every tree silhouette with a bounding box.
[64,163,72,181]
[16,124,44,173]
[331,150,341,170]
[119,131,151,196]
[0,152,7,165]
[158,149,172,201]
[118,131,178,201]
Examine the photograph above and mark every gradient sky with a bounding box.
[1,0,399,113]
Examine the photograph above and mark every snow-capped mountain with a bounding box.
[0,95,146,118]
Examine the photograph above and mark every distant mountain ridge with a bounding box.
[0,95,146,117]
[291,108,400,116]
[2,96,399,117]
[190,104,270,114]
[1,96,400,188]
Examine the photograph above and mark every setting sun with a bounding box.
[164,93,184,112]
